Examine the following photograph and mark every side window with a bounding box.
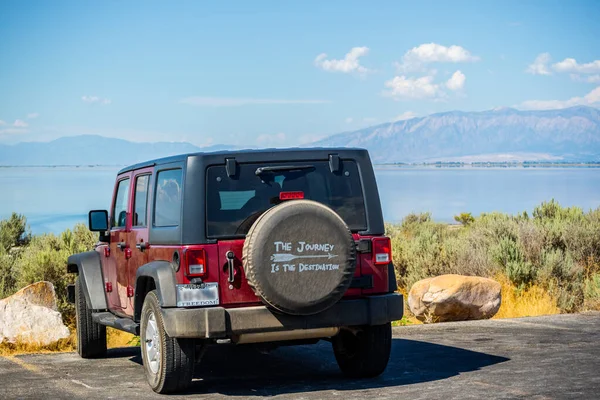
[112,178,130,228]
[133,174,150,227]
[154,169,182,227]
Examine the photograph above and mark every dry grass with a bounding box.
[106,328,136,348]
[493,275,560,319]
[0,331,75,356]
[0,327,137,356]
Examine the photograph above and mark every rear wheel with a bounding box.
[140,290,195,394]
[332,323,392,378]
[75,276,107,358]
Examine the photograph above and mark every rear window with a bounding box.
[206,160,366,238]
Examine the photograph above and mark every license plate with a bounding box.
[176,283,219,307]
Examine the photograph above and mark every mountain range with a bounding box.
[0,136,218,166]
[1,106,598,165]
[315,106,600,163]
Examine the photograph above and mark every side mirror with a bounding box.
[88,210,109,232]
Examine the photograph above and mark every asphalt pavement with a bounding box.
[1,312,599,399]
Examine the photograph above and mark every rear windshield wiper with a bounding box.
[255,165,314,175]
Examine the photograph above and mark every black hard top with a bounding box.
[118,147,367,175]
[115,146,383,243]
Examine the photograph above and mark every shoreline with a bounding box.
[1,162,600,169]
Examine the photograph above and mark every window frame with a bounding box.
[153,168,183,228]
[111,177,131,229]
[132,173,151,228]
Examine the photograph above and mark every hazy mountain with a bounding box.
[0,135,237,166]
[2,106,599,165]
[314,106,600,163]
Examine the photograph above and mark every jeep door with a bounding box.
[127,168,152,312]
[107,172,132,313]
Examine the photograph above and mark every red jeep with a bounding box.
[67,148,403,393]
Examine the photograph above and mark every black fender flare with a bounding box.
[67,251,107,310]
[134,261,178,322]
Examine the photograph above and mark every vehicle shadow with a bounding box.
[111,338,509,396]
[175,338,510,397]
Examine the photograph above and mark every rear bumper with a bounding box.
[161,293,404,339]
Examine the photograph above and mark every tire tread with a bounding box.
[75,276,107,359]
[332,323,392,378]
[141,291,195,393]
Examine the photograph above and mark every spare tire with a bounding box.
[242,200,356,315]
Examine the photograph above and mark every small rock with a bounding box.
[0,281,70,345]
[408,274,501,323]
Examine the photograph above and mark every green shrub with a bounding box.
[454,212,475,226]
[492,236,535,287]
[533,199,585,222]
[401,212,431,228]
[389,200,600,313]
[0,213,31,254]
[388,217,457,289]
[0,254,15,299]
[0,216,97,323]
[584,273,600,310]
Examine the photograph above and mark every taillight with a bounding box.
[279,191,304,200]
[372,237,392,265]
[185,249,207,277]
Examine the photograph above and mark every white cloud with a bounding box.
[256,132,287,145]
[0,120,5,126]
[180,97,330,107]
[553,58,600,74]
[398,43,478,71]
[27,112,39,119]
[526,53,552,75]
[82,95,111,105]
[345,117,354,123]
[13,119,28,128]
[570,74,600,83]
[393,111,417,121]
[82,95,99,103]
[526,54,600,79]
[314,47,370,74]
[519,86,600,110]
[446,70,466,91]
[383,75,443,100]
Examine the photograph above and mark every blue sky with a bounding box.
[1,0,599,146]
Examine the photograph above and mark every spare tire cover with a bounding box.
[242,200,356,315]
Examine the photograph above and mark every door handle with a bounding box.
[135,242,148,252]
[226,251,235,283]
[117,242,127,251]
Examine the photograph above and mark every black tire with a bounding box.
[243,200,356,315]
[75,276,107,358]
[332,323,392,378]
[140,290,195,394]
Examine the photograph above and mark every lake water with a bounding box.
[1,166,599,234]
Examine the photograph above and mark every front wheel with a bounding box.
[140,290,196,394]
[332,323,392,378]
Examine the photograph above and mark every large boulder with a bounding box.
[0,281,70,345]
[408,274,501,323]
